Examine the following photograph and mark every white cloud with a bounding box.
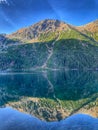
[0,0,7,2]
[0,0,9,5]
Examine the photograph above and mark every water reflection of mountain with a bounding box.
[49,71,98,100]
[0,71,98,105]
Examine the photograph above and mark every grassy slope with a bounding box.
[0,29,98,71]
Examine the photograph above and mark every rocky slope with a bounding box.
[7,19,98,43]
[0,19,98,71]
[77,20,98,41]
[7,19,69,43]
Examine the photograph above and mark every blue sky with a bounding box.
[0,0,98,33]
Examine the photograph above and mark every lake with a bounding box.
[0,70,98,121]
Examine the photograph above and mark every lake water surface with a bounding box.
[0,70,98,120]
[0,70,98,105]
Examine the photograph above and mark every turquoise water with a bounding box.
[0,70,98,106]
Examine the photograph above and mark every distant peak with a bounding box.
[93,19,98,24]
[32,19,65,26]
[86,19,98,25]
[39,19,63,23]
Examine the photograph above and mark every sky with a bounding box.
[0,0,98,34]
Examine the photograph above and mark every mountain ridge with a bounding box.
[7,19,70,43]
[0,19,98,71]
[7,19,98,43]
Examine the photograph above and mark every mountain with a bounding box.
[0,34,21,52]
[77,20,98,41]
[0,19,98,71]
[7,19,98,43]
[8,19,70,43]
[1,19,98,121]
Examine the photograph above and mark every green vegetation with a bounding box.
[0,38,98,71]
[47,39,98,69]
[39,32,57,42]
[59,30,86,40]
[0,42,49,70]
[1,19,98,121]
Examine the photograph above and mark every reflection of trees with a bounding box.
[0,71,98,106]
[48,71,98,100]
[0,73,50,98]
[0,73,51,106]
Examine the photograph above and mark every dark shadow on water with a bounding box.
[0,70,98,106]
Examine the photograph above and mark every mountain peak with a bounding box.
[8,19,69,42]
[7,19,98,43]
[92,19,98,24]
[38,19,65,25]
[38,19,61,23]
[30,19,66,31]
[77,19,98,33]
